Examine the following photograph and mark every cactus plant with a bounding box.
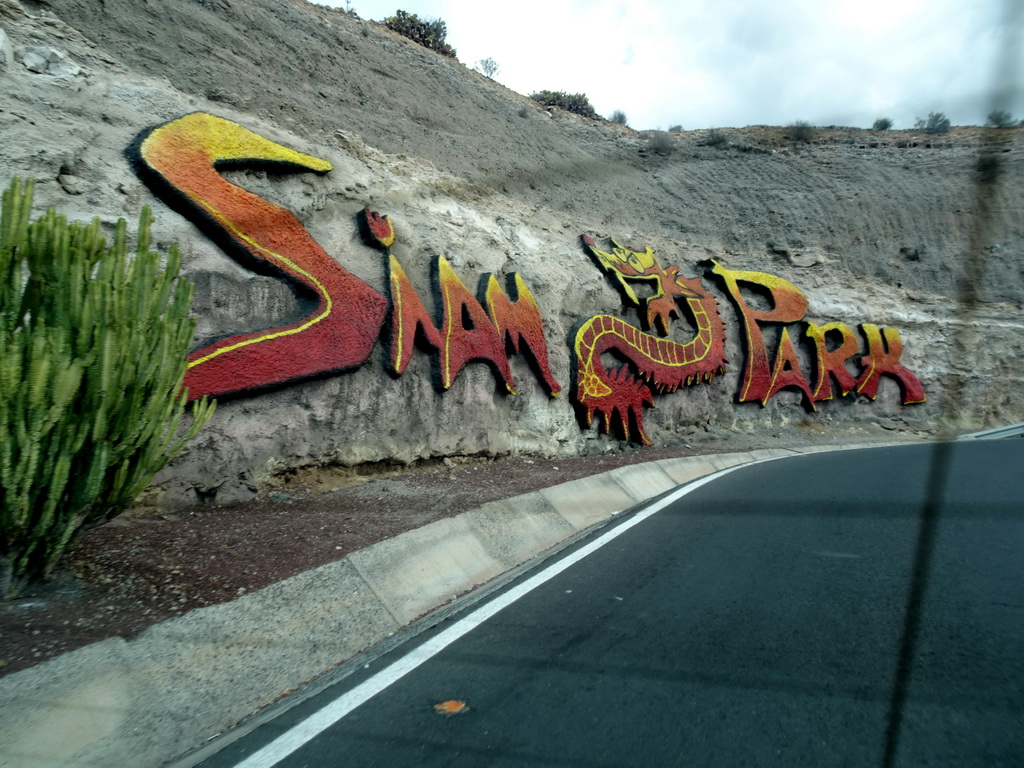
[0,178,214,598]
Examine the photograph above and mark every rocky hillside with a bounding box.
[2,0,1022,508]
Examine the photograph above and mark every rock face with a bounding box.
[2,0,1022,508]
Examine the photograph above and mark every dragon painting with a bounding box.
[573,235,727,445]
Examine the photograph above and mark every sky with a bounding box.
[314,0,1023,132]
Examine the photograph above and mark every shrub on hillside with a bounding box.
[667,124,683,133]
[872,117,893,131]
[474,57,499,78]
[789,120,815,143]
[646,131,676,156]
[610,110,628,126]
[385,10,457,59]
[0,178,214,598]
[915,112,950,135]
[701,128,729,148]
[986,109,1015,128]
[529,90,598,119]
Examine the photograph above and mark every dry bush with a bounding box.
[385,10,457,59]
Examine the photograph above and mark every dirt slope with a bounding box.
[39,0,1024,304]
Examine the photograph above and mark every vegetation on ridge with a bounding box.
[385,10,457,59]
[986,109,1017,128]
[915,112,951,135]
[529,90,598,119]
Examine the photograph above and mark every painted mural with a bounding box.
[572,236,726,445]
[129,112,926,446]
[709,261,927,409]
[131,112,388,399]
[369,206,561,396]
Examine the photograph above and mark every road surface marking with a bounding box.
[231,461,762,768]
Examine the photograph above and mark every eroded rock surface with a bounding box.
[2,0,1022,508]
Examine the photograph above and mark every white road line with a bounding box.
[231,463,755,768]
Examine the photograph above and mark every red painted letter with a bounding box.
[484,273,561,397]
[133,113,388,399]
[855,324,927,404]
[805,321,859,402]
[709,262,809,404]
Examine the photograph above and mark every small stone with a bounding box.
[21,46,79,76]
[57,173,85,195]
[21,47,49,73]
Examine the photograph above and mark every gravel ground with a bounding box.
[0,446,698,677]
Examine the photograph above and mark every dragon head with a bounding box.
[581,234,702,336]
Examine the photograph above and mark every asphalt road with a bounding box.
[198,441,1024,768]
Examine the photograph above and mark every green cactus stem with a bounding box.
[0,177,214,599]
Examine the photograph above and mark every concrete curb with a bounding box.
[0,443,907,768]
